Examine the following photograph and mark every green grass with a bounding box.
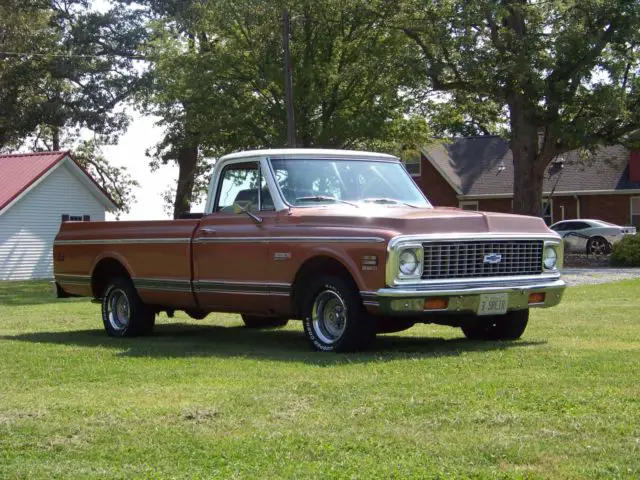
[1,280,639,479]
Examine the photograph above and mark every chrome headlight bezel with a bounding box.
[542,240,563,271]
[387,243,424,284]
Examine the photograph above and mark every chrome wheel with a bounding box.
[588,237,609,255]
[311,290,347,345]
[106,288,130,332]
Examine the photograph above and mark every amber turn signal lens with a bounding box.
[424,298,448,310]
[528,293,546,304]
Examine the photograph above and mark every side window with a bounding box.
[573,222,591,230]
[551,222,566,231]
[215,162,274,213]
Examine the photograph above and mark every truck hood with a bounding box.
[288,206,555,237]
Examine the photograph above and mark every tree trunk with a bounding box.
[52,126,61,151]
[171,33,202,220]
[172,144,198,219]
[512,138,544,217]
[509,94,545,217]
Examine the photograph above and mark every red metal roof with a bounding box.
[0,151,118,212]
[0,151,68,212]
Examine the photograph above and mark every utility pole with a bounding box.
[283,10,296,147]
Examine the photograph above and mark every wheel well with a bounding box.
[91,258,131,298]
[291,256,358,315]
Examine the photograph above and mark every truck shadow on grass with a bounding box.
[2,323,545,364]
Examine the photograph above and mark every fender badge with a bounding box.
[361,255,378,271]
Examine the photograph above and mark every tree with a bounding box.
[0,0,146,214]
[58,132,139,217]
[400,0,640,215]
[136,0,222,218]
[0,0,56,148]
[139,0,429,217]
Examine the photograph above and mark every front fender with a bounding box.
[296,244,387,292]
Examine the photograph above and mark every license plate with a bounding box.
[477,293,509,316]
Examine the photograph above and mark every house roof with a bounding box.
[0,151,118,214]
[422,136,640,197]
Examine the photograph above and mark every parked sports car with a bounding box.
[549,219,636,255]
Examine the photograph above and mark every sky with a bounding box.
[103,113,173,220]
[102,112,207,221]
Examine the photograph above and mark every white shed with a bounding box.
[0,151,117,280]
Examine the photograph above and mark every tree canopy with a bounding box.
[138,0,431,216]
[400,0,640,214]
[3,0,639,217]
[0,0,145,214]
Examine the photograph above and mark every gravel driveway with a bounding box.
[561,268,640,286]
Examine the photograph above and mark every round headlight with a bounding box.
[399,249,419,275]
[543,247,557,269]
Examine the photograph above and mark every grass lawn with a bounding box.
[1,280,639,479]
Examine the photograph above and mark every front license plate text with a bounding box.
[477,293,509,316]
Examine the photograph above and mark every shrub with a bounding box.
[610,234,640,266]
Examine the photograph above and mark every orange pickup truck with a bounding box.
[54,149,565,352]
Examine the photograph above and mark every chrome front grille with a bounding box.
[422,240,544,280]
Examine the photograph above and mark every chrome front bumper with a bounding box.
[361,277,566,316]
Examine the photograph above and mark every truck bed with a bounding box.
[54,219,201,308]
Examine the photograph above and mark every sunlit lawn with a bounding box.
[1,280,639,479]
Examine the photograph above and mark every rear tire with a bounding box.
[241,315,288,328]
[101,277,155,337]
[461,310,529,341]
[302,275,375,352]
[587,236,611,255]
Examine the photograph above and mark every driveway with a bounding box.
[561,268,640,286]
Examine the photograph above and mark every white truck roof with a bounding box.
[219,148,399,162]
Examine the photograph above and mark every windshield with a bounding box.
[269,158,431,208]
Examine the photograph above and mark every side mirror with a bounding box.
[232,201,252,214]
[232,201,263,224]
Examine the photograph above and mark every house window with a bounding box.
[459,201,479,211]
[631,197,640,227]
[542,199,553,225]
[61,214,91,222]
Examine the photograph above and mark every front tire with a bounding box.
[302,275,375,352]
[241,315,288,328]
[461,310,529,341]
[101,277,155,337]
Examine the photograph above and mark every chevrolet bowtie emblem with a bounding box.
[483,253,503,264]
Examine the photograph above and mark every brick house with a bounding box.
[414,136,640,227]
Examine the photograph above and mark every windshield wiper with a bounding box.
[295,195,359,207]
[362,197,419,208]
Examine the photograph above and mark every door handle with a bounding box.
[199,227,216,235]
